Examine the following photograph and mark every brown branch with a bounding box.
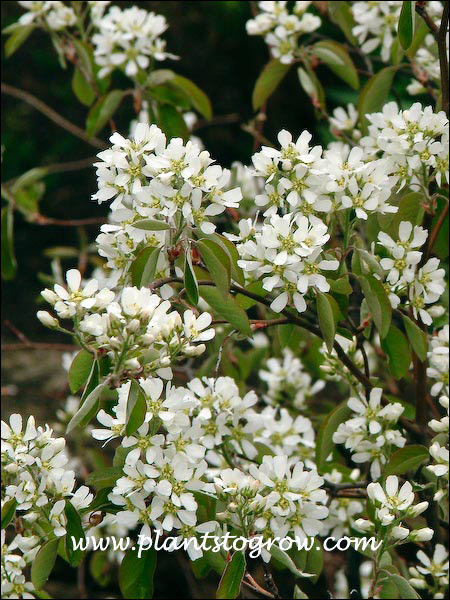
[4,157,97,190]
[2,320,77,352]
[438,1,449,116]
[426,199,449,259]
[32,214,107,227]
[415,3,440,40]
[1,82,108,150]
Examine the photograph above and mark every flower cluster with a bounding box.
[215,456,328,556]
[409,544,449,598]
[92,4,177,78]
[17,0,76,30]
[356,475,432,544]
[259,347,324,410]
[1,414,93,598]
[352,1,443,64]
[246,1,321,65]
[333,387,406,478]
[362,102,449,188]
[92,123,242,285]
[323,469,364,539]
[320,334,376,388]
[38,273,214,378]
[378,221,446,324]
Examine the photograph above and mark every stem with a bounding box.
[1,82,107,150]
[438,1,449,116]
[426,199,449,259]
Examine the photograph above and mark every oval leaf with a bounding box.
[68,349,95,394]
[132,219,170,231]
[199,286,251,336]
[252,59,290,111]
[384,445,429,476]
[317,292,336,352]
[402,315,428,362]
[196,238,231,296]
[86,90,124,138]
[398,1,414,50]
[119,546,157,599]
[381,325,412,379]
[171,74,212,119]
[316,401,352,471]
[131,246,161,287]
[31,538,60,590]
[65,501,86,567]
[216,552,246,599]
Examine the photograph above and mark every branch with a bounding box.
[438,1,449,116]
[426,199,449,259]
[32,214,107,227]
[415,3,440,40]
[1,82,108,150]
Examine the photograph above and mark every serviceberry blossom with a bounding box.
[259,347,324,410]
[409,544,449,597]
[333,388,406,479]
[92,5,177,78]
[246,1,321,65]
[17,1,76,30]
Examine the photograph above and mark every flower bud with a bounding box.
[37,311,58,328]
[391,525,410,540]
[41,288,58,305]
[409,527,434,542]
[407,501,429,517]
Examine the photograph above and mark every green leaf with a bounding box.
[304,541,323,583]
[31,538,59,590]
[131,246,161,287]
[357,66,399,131]
[328,1,357,44]
[378,192,424,236]
[185,252,199,305]
[68,349,95,394]
[132,219,170,231]
[72,67,96,106]
[196,238,231,296]
[86,90,124,137]
[199,286,251,335]
[203,233,246,287]
[72,38,95,80]
[378,571,420,599]
[293,585,309,599]
[216,552,246,599]
[384,445,429,476]
[358,274,392,338]
[316,401,352,471]
[157,103,190,141]
[317,292,336,352]
[402,314,428,361]
[356,248,384,277]
[148,84,191,110]
[5,24,35,57]
[11,167,48,194]
[90,551,113,587]
[171,74,212,119]
[398,2,415,50]
[126,381,147,436]
[298,66,325,109]
[1,205,16,280]
[313,40,359,89]
[270,545,306,578]
[66,380,106,434]
[119,546,157,599]
[381,325,412,379]
[1,498,17,529]
[146,69,176,87]
[86,467,123,490]
[64,501,85,567]
[329,277,353,295]
[252,59,291,110]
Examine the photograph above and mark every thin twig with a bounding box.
[32,214,107,227]
[426,199,449,259]
[1,82,108,150]
[4,156,97,189]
